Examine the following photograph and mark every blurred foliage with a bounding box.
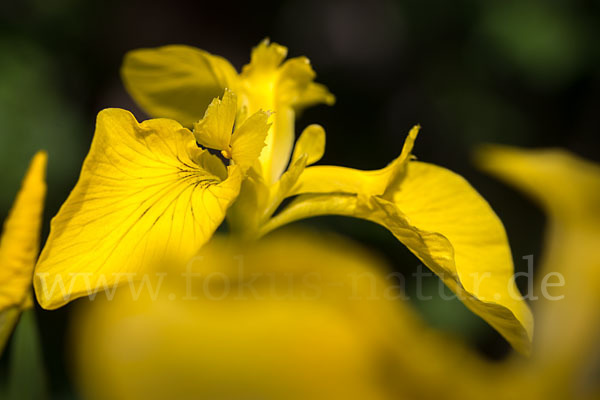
[4,310,47,400]
[1,0,599,396]
[0,38,86,218]
[479,1,590,88]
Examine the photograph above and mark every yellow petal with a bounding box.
[193,89,237,150]
[290,126,419,196]
[240,40,290,185]
[230,110,271,172]
[242,38,288,77]
[260,106,295,185]
[277,57,335,110]
[262,136,533,354]
[292,82,336,111]
[240,39,334,185]
[291,124,326,166]
[0,151,47,311]
[34,109,242,310]
[0,151,47,354]
[478,145,600,389]
[383,162,532,354]
[121,45,238,128]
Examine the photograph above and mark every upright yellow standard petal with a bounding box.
[243,39,288,75]
[34,109,242,310]
[121,45,238,127]
[261,130,533,354]
[241,39,334,184]
[0,151,47,354]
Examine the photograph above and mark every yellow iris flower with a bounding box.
[35,40,531,354]
[0,152,47,355]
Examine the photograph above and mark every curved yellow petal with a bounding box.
[290,126,419,196]
[386,162,532,353]
[193,88,237,150]
[292,82,336,111]
[0,151,47,354]
[121,45,238,128]
[34,109,242,310]
[291,124,326,166]
[262,139,533,354]
[260,123,329,221]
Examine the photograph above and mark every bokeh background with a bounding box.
[1,0,599,397]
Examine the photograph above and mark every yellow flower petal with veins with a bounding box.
[0,151,47,354]
[260,129,533,354]
[34,109,242,310]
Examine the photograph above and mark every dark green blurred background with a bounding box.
[1,0,599,397]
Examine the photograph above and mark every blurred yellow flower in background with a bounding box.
[71,231,503,400]
[0,152,46,355]
[478,145,600,400]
